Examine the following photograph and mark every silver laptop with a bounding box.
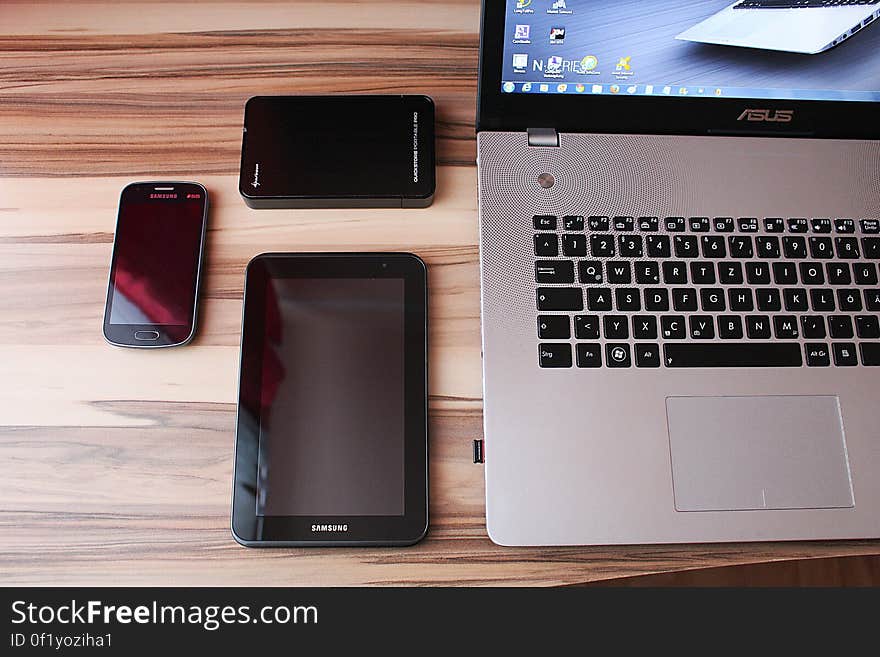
[477,0,880,546]
[677,0,880,55]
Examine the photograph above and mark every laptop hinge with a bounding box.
[527,128,559,147]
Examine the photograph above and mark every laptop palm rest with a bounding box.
[666,396,854,512]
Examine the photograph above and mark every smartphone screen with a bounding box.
[103,182,208,347]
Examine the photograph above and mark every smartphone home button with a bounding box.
[134,330,160,341]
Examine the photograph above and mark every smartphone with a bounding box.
[103,182,208,348]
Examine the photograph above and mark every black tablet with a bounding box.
[232,253,428,546]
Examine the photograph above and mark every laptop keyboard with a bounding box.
[534,215,880,369]
[734,0,879,9]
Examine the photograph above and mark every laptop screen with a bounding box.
[501,0,880,102]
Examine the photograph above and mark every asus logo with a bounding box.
[737,109,794,123]
[311,524,348,532]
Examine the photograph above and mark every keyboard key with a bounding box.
[672,288,698,312]
[756,236,780,258]
[606,343,632,368]
[773,315,799,339]
[689,216,709,232]
[810,289,836,312]
[809,237,833,259]
[835,218,855,233]
[782,236,807,259]
[689,315,715,339]
[838,289,862,311]
[782,288,808,311]
[662,261,688,284]
[563,215,584,231]
[535,260,574,284]
[537,315,570,339]
[576,343,602,368]
[663,343,802,368]
[856,315,880,339]
[718,261,744,284]
[701,235,727,258]
[859,343,880,366]
[604,315,629,340]
[574,315,600,340]
[756,288,781,311]
[618,234,643,257]
[805,343,831,367]
[827,262,851,285]
[862,237,880,259]
[534,233,558,256]
[728,288,754,311]
[772,262,797,285]
[867,289,880,310]
[613,216,634,231]
[738,217,759,232]
[635,261,660,284]
[690,262,716,284]
[665,216,686,232]
[764,217,785,233]
[854,263,877,286]
[833,343,858,367]
[579,261,603,283]
[811,218,832,233]
[829,315,854,339]
[801,315,826,339]
[713,217,735,232]
[729,236,753,258]
[700,289,726,312]
[718,315,744,340]
[533,215,557,230]
[661,315,686,340]
[638,216,659,231]
[674,235,699,258]
[607,261,632,284]
[835,237,860,259]
[800,262,825,285]
[561,234,587,256]
[788,218,808,233]
[633,315,658,340]
[586,288,612,311]
[860,219,880,234]
[539,343,572,368]
[644,288,670,311]
[615,288,641,311]
[537,287,583,311]
[590,234,615,257]
[746,315,772,339]
[588,216,610,231]
[646,234,671,258]
[635,344,661,368]
[746,261,771,285]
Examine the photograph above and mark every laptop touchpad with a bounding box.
[666,396,853,512]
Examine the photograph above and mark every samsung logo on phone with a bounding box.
[311,524,348,532]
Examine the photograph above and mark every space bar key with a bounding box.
[663,343,803,368]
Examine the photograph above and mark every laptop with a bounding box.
[477,0,880,545]
[677,0,880,55]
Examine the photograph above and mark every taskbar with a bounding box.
[501,81,880,102]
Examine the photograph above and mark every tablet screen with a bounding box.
[256,277,406,517]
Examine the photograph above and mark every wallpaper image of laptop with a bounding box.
[678,0,880,55]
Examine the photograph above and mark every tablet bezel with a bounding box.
[231,252,428,547]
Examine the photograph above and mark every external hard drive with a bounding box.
[239,95,435,209]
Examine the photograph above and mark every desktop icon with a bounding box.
[575,84,585,93]
[503,82,516,93]
[610,84,620,94]
[516,0,532,9]
[679,87,688,95]
[557,83,568,92]
[548,0,571,13]
[698,88,705,95]
[539,83,550,92]
[580,55,598,72]
[627,85,637,94]
[547,55,563,73]
[715,88,723,96]
[551,0,567,9]
[645,85,654,95]
[514,24,531,40]
[616,56,632,72]
[522,82,533,92]
[663,86,672,95]
[549,27,566,43]
[591,84,603,94]
[512,53,528,71]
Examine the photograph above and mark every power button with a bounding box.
[134,330,160,341]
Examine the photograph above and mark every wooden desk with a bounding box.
[2,0,879,586]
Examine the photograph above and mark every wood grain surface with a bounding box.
[2,0,879,586]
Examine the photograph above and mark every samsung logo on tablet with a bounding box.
[311,524,349,532]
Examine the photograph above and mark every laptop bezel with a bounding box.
[477,0,880,139]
